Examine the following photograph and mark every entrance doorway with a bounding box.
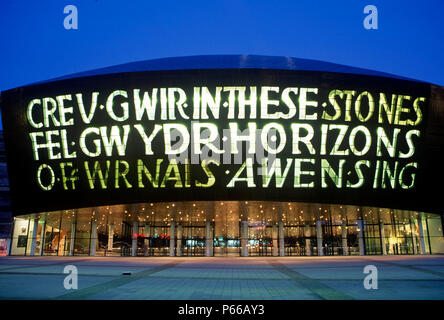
[213,236,241,256]
[248,224,273,256]
[284,225,307,256]
[213,218,241,256]
[180,225,205,256]
[322,220,342,256]
[140,225,170,256]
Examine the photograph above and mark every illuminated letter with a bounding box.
[60,129,76,159]
[227,158,256,188]
[261,158,292,188]
[76,92,99,124]
[355,91,374,122]
[84,161,110,189]
[381,161,398,189]
[185,158,191,187]
[322,90,342,121]
[193,87,201,119]
[411,97,424,126]
[394,95,411,126]
[291,123,315,155]
[399,129,420,158]
[137,158,163,188]
[343,90,356,121]
[294,159,315,188]
[100,125,131,156]
[79,127,101,157]
[29,132,45,160]
[281,87,298,119]
[373,160,381,189]
[321,159,345,188]
[36,164,55,191]
[195,159,219,187]
[398,162,417,189]
[376,127,400,157]
[43,97,60,127]
[27,99,43,128]
[238,87,257,119]
[161,159,183,188]
[261,123,286,154]
[56,94,74,126]
[160,88,168,120]
[349,125,371,156]
[168,88,189,120]
[378,93,396,124]
[320,124,328,155]
[134,124,162,155]
[329,124,350,156]
[223,87,237,119]
[192,122,223,154]
[261,87,281,119]
[45,130,62,160]
[163,124,190,155]
[60,129,77,159]
[134,88,158,121]
[106,90,129,122]
[346,160,370,188]
[200,87,222,119]
[115,160,132,189]
[299,88,318,120]
[229,122,256,154]
[60,162,79,190]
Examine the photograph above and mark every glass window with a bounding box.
[10,217,30,255]
[74,210,91,255]
[43,212,61,256]
[426,217,444,254]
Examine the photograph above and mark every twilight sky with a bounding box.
[0,0,443,93]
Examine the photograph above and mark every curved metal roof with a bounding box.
[41,54,420,84]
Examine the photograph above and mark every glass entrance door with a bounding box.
[213,220,241,257]
[284,225,306,256]
[213,236,241,256]
[142,225,170,256]
[322,220,342,256]
[117,221,132,256]
[181,225,205,256]
[387,220,415,255]
[364,223,382,255]
[248,224,273,256]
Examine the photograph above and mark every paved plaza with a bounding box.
[0,255,443,300]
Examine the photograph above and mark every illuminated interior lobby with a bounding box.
[8,201,443,257]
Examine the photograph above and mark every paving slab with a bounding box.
[0,255,442,300]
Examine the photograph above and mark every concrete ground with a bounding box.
[0,255,443,300]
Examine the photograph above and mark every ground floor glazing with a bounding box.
[8,201,444,257]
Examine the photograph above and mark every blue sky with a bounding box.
[0,0,443,93]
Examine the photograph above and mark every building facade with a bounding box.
[8,201,444,257]
[1,55,443,257]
